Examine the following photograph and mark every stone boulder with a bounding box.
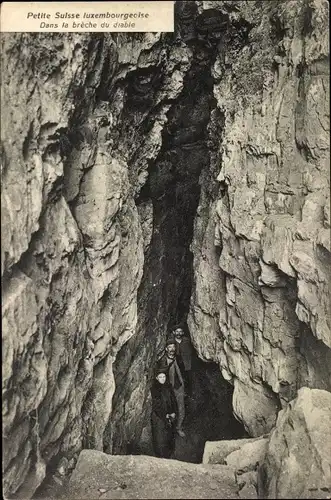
[258,387,331,499]
[203,436,269,500]
[225,437,268,474]
[65,450,240,499]
[203,436,267,467]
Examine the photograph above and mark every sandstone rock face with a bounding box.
[2,1,330,497]
[188,0,331,436]
[258,387,331,499]
[1,32,191,497]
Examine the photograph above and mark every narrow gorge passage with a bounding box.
[2,1,330,498]
[110,38,247,461]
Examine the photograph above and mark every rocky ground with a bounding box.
[34,354,247,497]
[64,451,241,500]
[33,388,331,500]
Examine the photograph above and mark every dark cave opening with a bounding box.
[111,36,247,462]
[135,42,217,331]
[136,354,248,464]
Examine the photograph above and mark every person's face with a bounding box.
[166,343,176,357]
[174,329,184,342]
[156,373,166,384]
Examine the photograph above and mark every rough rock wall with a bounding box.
[258,387,331,499]
[189,0,331,437]
[1,15,222,493]
[109,18,218,453]
[1,31,188,497]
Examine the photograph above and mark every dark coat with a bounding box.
[175,336,193,371]
[157,353,184,391]
[150,380,178,458]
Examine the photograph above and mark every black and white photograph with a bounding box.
[1,1,330,498]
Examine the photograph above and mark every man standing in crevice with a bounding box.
[157,335,186,438]
[173,326,193,400]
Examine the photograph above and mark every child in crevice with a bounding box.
[150,367,178,458]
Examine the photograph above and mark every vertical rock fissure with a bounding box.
[139,44,217,334]
[110,36,247,460]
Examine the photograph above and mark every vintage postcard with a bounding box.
[1,1,330,499]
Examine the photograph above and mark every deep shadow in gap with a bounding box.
[135,350,248,464]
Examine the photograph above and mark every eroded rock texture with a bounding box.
[188,0,331,436]
[1,1,330,498]
[1,33,145,498]
[1,25,210,497]
[258,387,331,499]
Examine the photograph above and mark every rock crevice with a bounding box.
[1,1,330,498]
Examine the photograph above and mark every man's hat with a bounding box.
[165,334,176,346]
